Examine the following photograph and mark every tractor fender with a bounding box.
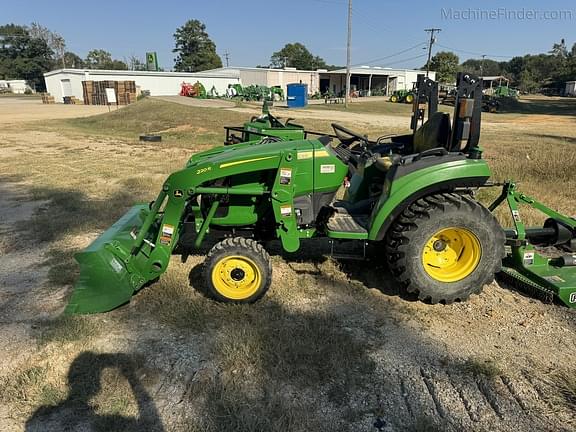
[368,159,491,241]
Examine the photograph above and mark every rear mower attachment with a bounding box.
[490,181,576,308]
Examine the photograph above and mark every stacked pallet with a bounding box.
[81,80,137,105]
[41,93,55,104]
[63,96,82,104]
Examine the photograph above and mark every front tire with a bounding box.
[204,237,272,303]
[385,193,505,304]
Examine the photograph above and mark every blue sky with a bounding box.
[4,0,576,70]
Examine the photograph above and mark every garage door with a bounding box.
[61,79,72,97]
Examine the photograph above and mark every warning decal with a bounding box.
[523,251,534,265]
[280,168,292,185]
[320,164,336,174]
[280,205,292,217]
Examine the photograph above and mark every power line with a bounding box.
[352,42,427,67]
[383,53,427,67]
[223,51,230,67]
[435,43,513,59]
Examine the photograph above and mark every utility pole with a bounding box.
[223,51,230,68]
[480,54,486,77]
[424,28,441,77]
[345,0,352,108]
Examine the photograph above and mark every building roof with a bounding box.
[481,75,510,81]
[324,66,434,76]
[207,66,321,73]
[43,68,239,79]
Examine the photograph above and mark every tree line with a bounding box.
[426,40,576,92]
[1,19,574,93]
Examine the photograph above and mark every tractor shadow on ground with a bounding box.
[25,351,165,432]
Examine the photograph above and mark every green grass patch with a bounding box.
[52,98,247,146]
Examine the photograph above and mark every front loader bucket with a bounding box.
[65,204,151,314]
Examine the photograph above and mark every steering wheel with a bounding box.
[331,123,368,147]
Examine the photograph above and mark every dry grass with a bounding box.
[1,96,575,431]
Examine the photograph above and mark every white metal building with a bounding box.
[565,81,576,96]
[319,67,436,96]
[206,66,321,96]
[206,66,435,97]
[0,79,31,94]
[44,69,241,102]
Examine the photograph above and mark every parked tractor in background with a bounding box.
[389,89,415,103]
[493,85,519,98]
[224,101,307,145]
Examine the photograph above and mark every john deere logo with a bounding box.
[174,189,183,198]
[147,54,154,62]
[570,293,576,304]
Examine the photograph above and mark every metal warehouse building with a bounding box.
[318,66,436,96]
[207,66,436,97]
[206,66,322,96]
[44,68,241,103]
[43,65,434,103]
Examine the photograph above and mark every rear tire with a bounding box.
[385,193,505,304]
[203,237,272,303]
[405,94,414,104]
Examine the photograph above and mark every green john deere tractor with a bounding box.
[67,72,576,314]
[389,89,415,104]
[223,101,331,145]
[223,101,306,145]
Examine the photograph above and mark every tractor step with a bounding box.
[326,207,369,240]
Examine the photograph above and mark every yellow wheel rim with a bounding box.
[211,255,261,300]
[422,227,481,282]
[405,94,414,103]
[390,95,398,102]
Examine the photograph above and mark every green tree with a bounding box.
[29,22,65,68]
[84,49,127,70]
[173,19,222,72]
[63,51,84,68]
[270,43,327,70]
[0,24,53,90]
[424,51,459,83]
[460,58,502,76]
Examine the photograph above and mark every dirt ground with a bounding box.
[0,97,575,432]
[0,97,111,124]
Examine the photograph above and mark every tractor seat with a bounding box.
[413,111,451,152]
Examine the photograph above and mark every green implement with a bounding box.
[68,72,575,313]
[490,181,576,307]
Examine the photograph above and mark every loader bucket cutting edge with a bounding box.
[65,204,151,314]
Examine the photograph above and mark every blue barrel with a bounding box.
[287,83,308,108]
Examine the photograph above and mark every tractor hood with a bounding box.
[185,138,316,172]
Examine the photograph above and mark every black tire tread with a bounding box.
[385,193,505,304]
